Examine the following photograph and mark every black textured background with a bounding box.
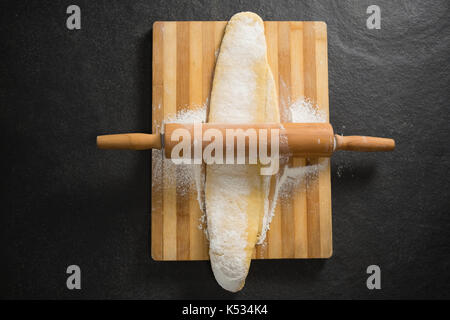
[1,0,449,299]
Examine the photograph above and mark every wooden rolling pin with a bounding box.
[97,122,395,158]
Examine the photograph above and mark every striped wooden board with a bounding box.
[151,21,332,260]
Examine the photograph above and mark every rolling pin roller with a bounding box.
[96,122,395,157]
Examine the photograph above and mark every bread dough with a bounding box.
[205,12,280,292]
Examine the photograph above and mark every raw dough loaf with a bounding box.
[205,12,280,292]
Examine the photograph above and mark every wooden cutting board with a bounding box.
[151,21,332,260]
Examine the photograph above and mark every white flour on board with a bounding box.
[151,97,327,243]
[256,97,327,244]
[151,104,208,233]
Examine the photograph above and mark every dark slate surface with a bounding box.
[1,0,449,299]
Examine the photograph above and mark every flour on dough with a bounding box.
[205,12,280,292]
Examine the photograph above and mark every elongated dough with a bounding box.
[205,12,280,292]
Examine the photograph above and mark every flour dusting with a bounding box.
[288,97,326,123]
[152,97,329,244]
[151,104,207,222]
[256,97,327,244]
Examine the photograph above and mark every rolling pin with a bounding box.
[97,122,395,158]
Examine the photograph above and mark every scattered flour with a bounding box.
[165,104,207,124]
[256,97,327,244]
[288,97,326,123]
[152,97,328,244]
[151,104,208,233]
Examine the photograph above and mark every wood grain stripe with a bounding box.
[176,22,190,260]
[264,21,282,259]
[289,22,305,101]
[289,22,308,258]
[202,21,215,106]
[314,22,333,258]
[151,22,164,260]
[278,22,295,258]
[303,22,322,258]
[162,22,177,260]
[188,22,205,260]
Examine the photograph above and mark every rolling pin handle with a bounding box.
[334,135,395,152]
[96,133,161,150]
